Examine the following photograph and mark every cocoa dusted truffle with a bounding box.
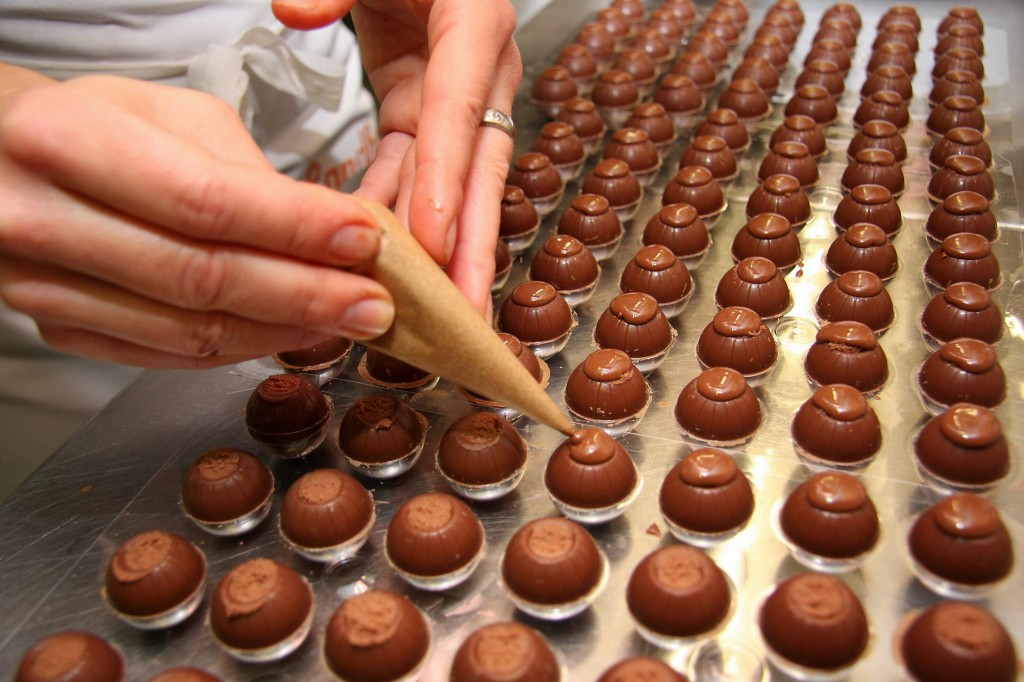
[555,97,607,156]
[914,403,1009,490]
[805,39,852,76]
[592,70,641,129]
[103,531,206,629]
[900,602,1017,682]
[564,349,651,435]
[181,447,274,536]
[730,213,801,269]
[498,185,541,254]
[816,270,894,333]
[324,590,430,682]
[860,64,913,101]
[833,184,902,235]
[531,122,586,183]
[769,115,828,158]
[695,108,751,153]
[557,194,624,262]
[337,395,429,479]
[581,159,643,223]
[626,544,733,646]
[279,468,374,563]
[530,66,578,118]
[924,232,1000,291]
[555,44,598,95]
[675,366,762,445]
[929,127,992,170]
[918,338,1006,410]
[451,622,561,682]
[642,203,712,261]
[15,631,125,682]
[697,306,778,377]
[386,491,485,591]
[360,348,438,391]
[825,223,899,281]
[927,155,995,204]
[544,428,641,523]
[805,321,889,393]
[210,558,313,662]
[784,84,838,126]
[921,282,1003,345]
[437,412,528,501]
[625,102,677,158]
[597,657,688,682]
[929,70,985,108]
[273,337,353,373]
[759,141,819,189]
[619,244,694,317]
[927,95,986,138]
[663,166,726,222]
[847,120,907,164]
[747,174,811,229]
[732,57,780,95]
[715,257,791,319]
[659,448,755,543]
[854,90,910,130]
[932,47,984,82]
[497,281,576,358]
[604,127,662,187]
[507,152,565,217]
[796,60,845,99]
[926,191,996,242]
[792,384,882,466]
[718,78,771,121]
[595,292,677,372]
[530,234,601,305]
[245,374,331,459]
[500,516,607,619]
[744,34,789,71]
[678,135,737,183]
[670,52,718,92]
[653,74,705,130]
[841,148,905,196]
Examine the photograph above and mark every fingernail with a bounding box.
[340,297,394,339]
[331,225,380,265]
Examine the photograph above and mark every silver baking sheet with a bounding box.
[1,1,1022,680]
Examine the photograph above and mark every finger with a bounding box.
[353,131,413,208]
[391,140,418,235]
[271,0,357,30]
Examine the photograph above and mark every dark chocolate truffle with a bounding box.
[557,193,625,260]
[732,57,780,95]
[854,90,910,130]
[279,468,374,562]
[840,148,905,196]
[530,234,601,304]
[805,320,889,393]
[437,412,528,500]
[575,22,615,66]
[625,103,677,156]
[675,366,762,445]
[695,108,751,153]
[815,270,895,333]
[730,213,801,269]
[927,155,995,204]
[581,159,643,222]
[714,257,791,319]
[860,64,913,101]
[669,52,718,92]
[926,191,996,242]
[595,292,676,371]
[596,7,632,48]
[805,39,852,76]
[659,448,755,540]
[613,48,658,95]
[245,373,331,459]
[929,127,992,170]
[678,135,737,182]
[847,120,907,163]
[792,384,882,466]
[451,622,561,682]
[555,43,598,93]
[507,152,565,217]
[336,395,429,478]
[497,281,575,357]
[779,471,880,563]
[273,337,353,372]
[747,174,811,229]
[148,669,220,682]
[15,631,125,682]
[499,184,541,254]
[626,545,733,645]
[918,338,1006,409]
[867,41,916,76]
[932,47,985,82]
[901,602,1017,682]
[833,184,902,235]
[929,70,985,108]
[769,114,828,158]
[825,223,899,281]
[324,590,430,682]
[784,84,838,126]
[652,73,705,122]
[501,516,606,618]
[531,122,586,183]
[597,657,688,682]
[530,66,578,117]
[927,95,986,138]
[593,70,641,128]
[629,28,675,71]
[209,558,313,662]
[604,127,661,186]
[359,348,437,390]
[795,60,845,99]
[687,32,730,69]
[181,447,274,536]
[642,203,712,260]
[555,97,607,155]
[544,428,640,522]
[564,349,651,431]
[696,306,778,377]
[924,232,1000,291]
[921,282,1003,345]
[662,166,726,220]
[743,34,789,71]
[619,244,694,316]
[914,403,1009,489]
[718,78,771,121]
[104,531,206,628]
[758,141,819,189]
[647,8,686,46]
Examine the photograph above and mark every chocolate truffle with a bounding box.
[507,152,564,217]
[860,64,913,101]
[619,244,694,317]
[825,223,899,281]
[867,41,917,76]
[731,213,801,269]
[759,573,869,673]
[575,22,615,66]
[597,657,688,682]
[647,8,686,47]
[592,70,641,129]
[104,531,206,629]
[336,395,429,478]
[564,349,651,434]
[929,127,992,170]
[938,7,985,36]
[660,0,697,29]
[926,191,996,242]
[530,234,601,305]
[642,203,712,260]
[732,57,780,96]
[653,74,705,128]
[853,90,910,130]
[784,84,838,126]
[386,491,485,590]
[498,184,541,254]
[908,493,1014,592]
[501,516,607,619]
[678,135,737,183]
[874,23,920,54]
[841,148,905,196]
[210,558,313,662]
[779,471,880,566]
[451,622,561,682]
[743,34,789,71]
[462,329,549,411]
[15,631,125,682]
[581,159,643,223]
[932,47,985,82]
[696,306,778,377]
[813,19,857,52]
[746,174,811,229]
[361,349,437,391]
[556,194,624,262]
[279,468,374,562]
[675,366,762,445]
[921,282,1003,345]
[702,11,741,47]
[670,52,718,92]
[927,95,986,138]
[148,669,220,682]
[796,60,845,99]
[687,32,730,69]
[629,29,676,72]
[613,48,658,96]
[555,97,607,156]
[833,184,902,235]
[596,7,632,48]
[273,337,353,372]
[769,114,828,158]
[181,447,273,536]
[555,43,598,94]
[805,39,852,76]
[659,448,755,542]
[792,384,882,466]
[767,0,805,30]
[544,428,641,522]
[816,270,895,333]
[530,66,578,118]
[626,545,733,646]
[929,70,985,108]
[918,338,1006,410]
[914,403,1009,489]
[879,5,920,31]
[595,292,676,372]
[662,166,726,221]
[847,120,907,164]
[604,127,661,187]
[625,102,677,157]
[927,155,995,204]
[822,4,862,32]
[437,412,527,501]
[531,122,586,183]
[497,281,575,358]
[718,78,771,121]
[715,257,791,319]
[805,321,889,393]
[324,590,430,682]
[924,232,1000,291]
[695,107,751,153]
[245,373,331,459]
[901,602,1017,682]
[759,141,819,189]
[755,13,798,50]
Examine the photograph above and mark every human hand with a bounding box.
[273,0,523,317]
[0,68,394,368]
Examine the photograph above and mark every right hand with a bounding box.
[0,69,395,368]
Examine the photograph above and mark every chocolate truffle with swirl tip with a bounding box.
[924,233,1000,291]
[581,159,643,223]
[929,70,985,108]
[451,622,561,682]
[695,108,751,153]
[464,331,546,416]
[437,412,528,501]
[804,39,851,76]
[755,14,798,50]
[679,135,737,183]
[813,19,856,51]
[901,602,1017,682]
[531,122,586,183]
[498,185,540,254]
[796,60,845,99]
[613,48,657,97]
[529,66,578,118]
[841,148,905,196]
[759,141,819,189]
[921,282,1003,345]
[625,103,676,158]
[731,213,801,270]
[718,78,771,121]
[784,84,838,126]
[744,34,789,71]
[867,41,917,76]
[642,203,711,260]
[595,292,676,372]
[939,7,984,36]
[557,194,624,261]
[592,70,641,129]
[767,0,804,29]
[847,120,907,163]
[647,8,686,48]
[747,174,811,229]
[555,97,607,156]
[555,44,598,95]
[675,366,762,445]
[930,127,992,170]
[506,152,564,217]
[530,234,601,305]
[659,448,755,542]
[564,349,651,434]
[279,469,374,563]
[792,384,882,466]
[245,374,331,459]
[732,57,780,95]
[805,321,889,393]
[914,403,1009,489]
[597,657,688,682]
[780,471,880,564]
[544,427,641,523]
[715,257,791,319]
[182,447,274,536]
[604,128,661,187]
[620,244,694,318]
[926,191,996,242]
[497,281,575,358]
[833,184,902,235]
[575,22,615,67]
[663,166,726,222]
[670,52,718,92]
[337,395,429,479]
[928,95,986,139]
[15,631,125,682]
[816,270,894,334]
[918,338,1006,410]
[629,28,675,72]
[927,155,994,204]
[359,348,437,391]
[854,90,910,130]
[860,65,913,101]
[825,223,899,281]
[822,3,861,30]
[696,306,778,377]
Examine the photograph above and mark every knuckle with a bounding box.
[182,310,230,358]
[495,2,518,38]
[174,247,230,309]
[173,171,235,239]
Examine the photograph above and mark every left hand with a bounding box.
[273,0,523,317]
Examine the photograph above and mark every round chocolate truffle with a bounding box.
[604,127,661,186]
[718,78,771,121]
[908,493,1014,593]
[805,39,852,76]
[927,155,995,204]
[613,48,657,95]
[924,233,1000,291]
[796,60,845,99]
[695,107,751,153]
[867,41,917,76]
[209,558,313,662]
[759,573,869,674]
[784,84,838,126]
[15,631,125,682]
[732,57,781,95]
[324,590,430,682]
[743,34,789,71]
[930,127,992,170]
[507,152,564,217]
[530,234,602,305]
[696,306,778,377]
[702,11,741,47]
[619,244,694,317]
[918,338,1006,410]
[678,135,737,183]
[629,29,675,71]
[822,3,861,31]
[675,366,762,446]
[926,191,996,242]
[929,70,985,108]
[759,141,819,189]
[359,348,438,391]
[662,166,726,221]
[653,74,705,124]
[715,257,791,319]
[921,282,1003,345]
[595,8,631,47]
[841,148,905,196]
[642,203,711,261]
[544,428,641,523]
[592,70,641,128]
[336,395,429,478]
[385,491,485,591]
[779,471,880,566]
[771,115,829,160]
[104,531,206,629]
[501,516,607,619]
[626,544,733,646]
[879,5,920,31]
[847,120,907,164]
[932,48,985,83]
[648,9,686,48]
[816,270,895,334]
[625,102,676,157]
[938,24,981,52]
[755,14,798,49]
[450,622,561,682]
[458,331,542,412]
[279,468,375,562]
[792,384,882,466]
[805,320,889,393]
[900,602,1017,682]
[731,213,801,269]
[581,159,643,223]
[273,336,353,372]
[854,90,910,130]
[564,349,651,434]
[148,669,221,682]
[245,373,331,459]
[555,44,598,94]
[497,281,575,358]
[813,19,857,52]
[833,184,902,235]
[594,292,676,372]
[557,193,624,261]
[530,66,578,117]
[499,184,541,254]
[437,412,528,501]
[746,174,811,229]
[575,22,615,66]
[670,52,718,92]
[597,657,688,682]
[825,223,899,281]
[939,7,985,36]
[927,95,986,138]
[181,447,274,536]
[767,0,805,30]
[914,403,1009,489]
[659,448,755,542]
[555,97,607,156]
[861,65,913,101]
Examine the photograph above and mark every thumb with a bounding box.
[271,0,357,30]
